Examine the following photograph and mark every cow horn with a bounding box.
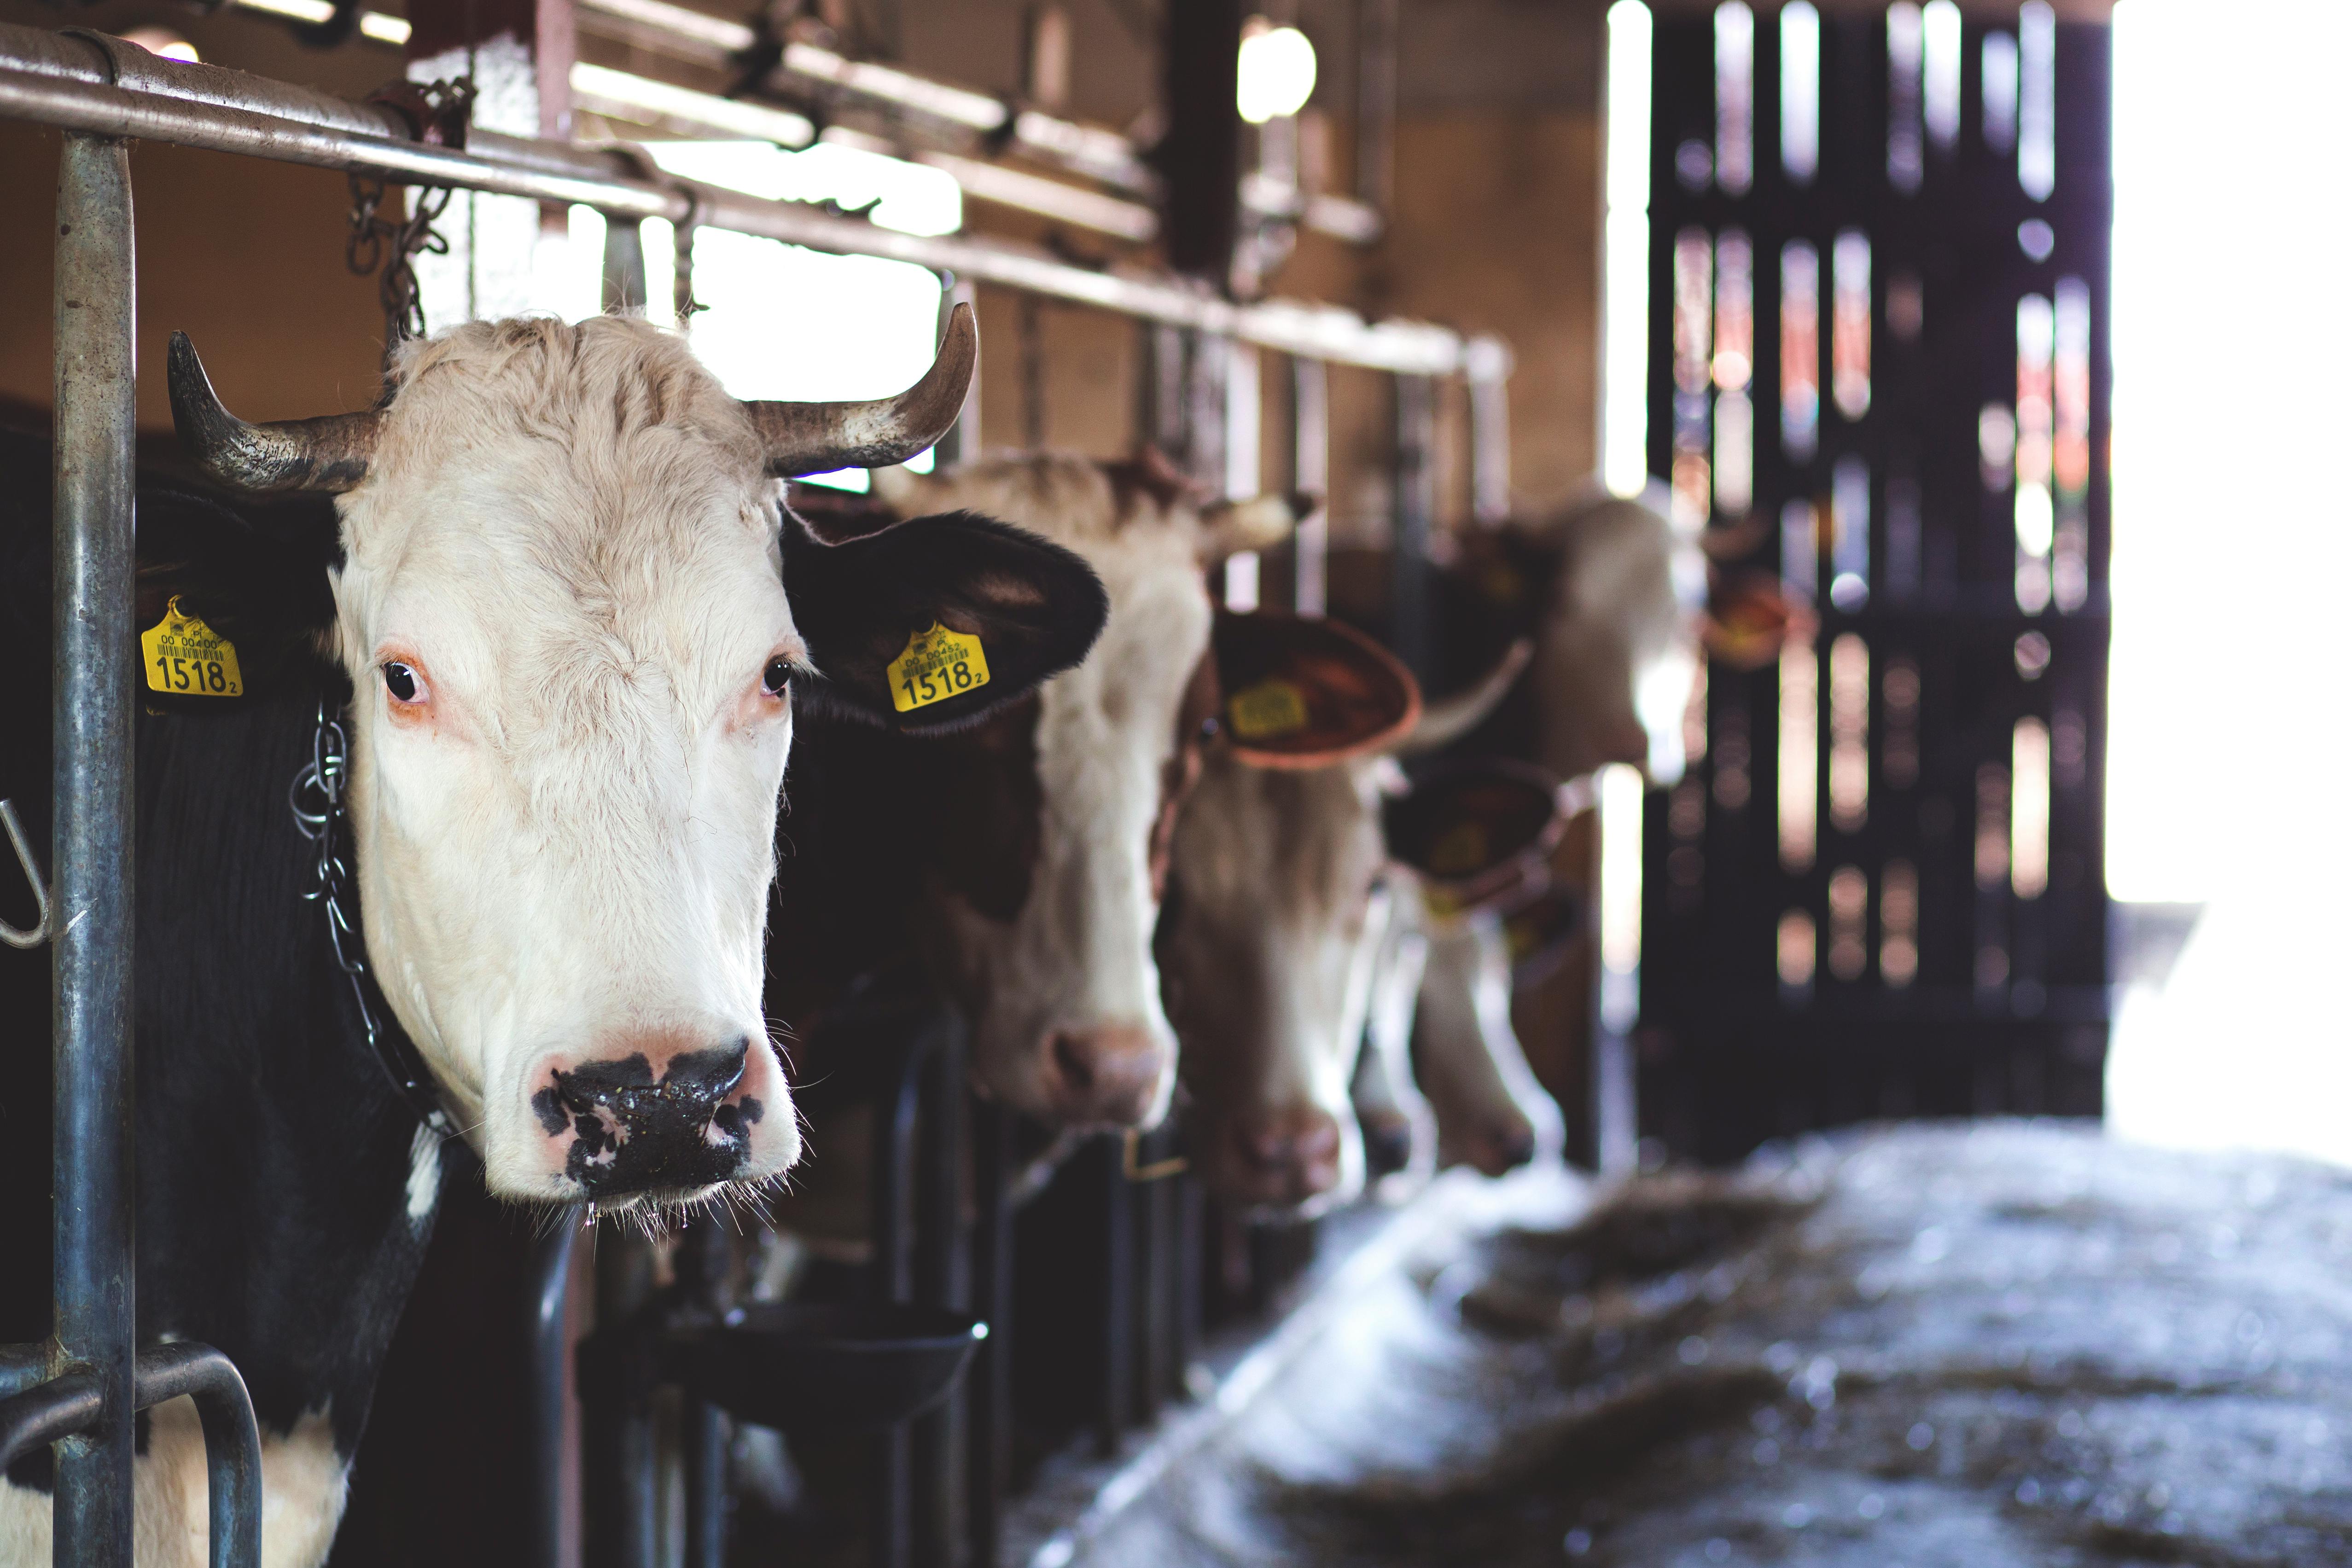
[167,332,384,495]
[1396,638,1533,758]
[744,301,977,477]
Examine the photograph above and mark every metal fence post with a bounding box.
[50,127,138,1567]
[1391,372,1436,684]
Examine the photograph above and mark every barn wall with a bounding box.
[0,1,390,431]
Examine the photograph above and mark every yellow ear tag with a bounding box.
[887,622,991,713]
[141,597,244,698]
[1226,678,1308,740]
[1426,819,1491,877]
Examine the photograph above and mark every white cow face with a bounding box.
[1162,619,1534,1216]
[329,322,804,1202]
[878,455,1299,1130]
[1163,754,1395,1215]
[163,310,1053,1208]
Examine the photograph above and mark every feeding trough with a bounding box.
[666,1303,986,1432]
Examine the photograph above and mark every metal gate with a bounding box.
[1636,1,2113,1164]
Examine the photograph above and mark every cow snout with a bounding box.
[531,1037,779,1198]
[1042,1024,1170,1128]
[1359,1108,1419,1178]
[1461,1117,1538,1179]
[1224,1107,1345,1209]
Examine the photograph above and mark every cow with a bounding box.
[767,452,1300,1146]
[0,304,1107,1566]
[1155,614,1527,1216]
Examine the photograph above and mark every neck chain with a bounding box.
[290,702,459,1142]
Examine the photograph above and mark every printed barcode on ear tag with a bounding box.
[888,622,991,713]
[141,597,244,698]
[1227,679,1308,740]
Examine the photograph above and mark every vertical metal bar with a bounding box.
[910,1022,962,1567]
[1095,1141,1133,1456]
[1467,342,1513,526]
[1184,331,1227,493]
[1221,342,1263,610]
[527,1212,582,1568]
[1391,372,1436,683]
[965,1100,1012,1568]
[583,1233,658,1568]
[51,128,137,1568]
[1355,0,1398,216]
[680,1400,726,1568]
[1291,356,1329,615]
[872,1045,923,1568]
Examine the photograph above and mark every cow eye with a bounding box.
[761,657,794,698]
[382,661,423,703]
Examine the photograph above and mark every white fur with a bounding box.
[405,1121,442,1228]
[1530,493,1699,784]
[331,319,800,1198]
[1,1403,347,1568]
[1412,906,1567,1174]
[1161,755,1392,1213]
[1353,877,1437,1194]
[881,458,1261,1128]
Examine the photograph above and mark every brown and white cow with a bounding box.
[768,453,1300,1136]
[1156,616,1527,1215]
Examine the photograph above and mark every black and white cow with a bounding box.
[0,306,1105,1565]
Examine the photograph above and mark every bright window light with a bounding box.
[642,143,953,490]
[2105,0,2352,1168]
[1601,1,1654,498]
[1597,761,1647,1028]
[1236,21,1317,124]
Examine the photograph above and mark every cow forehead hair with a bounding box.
[361,316,775,544]
[1183,757,1385,922]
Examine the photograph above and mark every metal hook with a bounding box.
[0,799,52,950]
[1121,1127,1187,1183]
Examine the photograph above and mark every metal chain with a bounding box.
[345,75,474,360]
[290,703,458,1139]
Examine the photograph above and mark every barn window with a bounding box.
[638,141,961,491]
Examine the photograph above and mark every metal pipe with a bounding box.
[0,25,1499,377]
[134,1343,265,1568]
[1467,338,1515,526]
[526,1212,582,1568]
[0,1370,101,1473]
[51,127,138,1568]
[1292,356,1329,615]
[1391,373,1437,683]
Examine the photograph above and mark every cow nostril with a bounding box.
[1051,1033,1097,1092]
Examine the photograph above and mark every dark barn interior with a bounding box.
[3,0,2342,1566]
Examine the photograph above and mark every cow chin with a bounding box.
[477,1029,801,1205]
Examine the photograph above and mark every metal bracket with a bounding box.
[1121,1127,1187,1183]
[0,800,50,950]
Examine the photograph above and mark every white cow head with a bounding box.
[163,308,1101,1207]
[1159,614,1531,1216]
[872,453,1301,1129]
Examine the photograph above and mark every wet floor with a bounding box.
[1067,1122,2352,1567]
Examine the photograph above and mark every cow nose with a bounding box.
[1468,1119,1538,1178]
[1233,1108,1344,1202]
[1359,1109,1418,1177]
[1043,1025,1169,1128]
[535,1038,767,1197]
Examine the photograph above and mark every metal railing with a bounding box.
[0,23,1519,1562]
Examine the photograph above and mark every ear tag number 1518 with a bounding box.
[141,596,244,698]
[887,622,990,713]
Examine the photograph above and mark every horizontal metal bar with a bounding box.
[574,0,1155,194]
[0,1370,101,1474]
[0,25,1501,375]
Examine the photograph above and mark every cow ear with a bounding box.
[780,509,1108,733]
[132,485,342,709]
[1211,608,1421,769]
[1385,758,1571,912]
